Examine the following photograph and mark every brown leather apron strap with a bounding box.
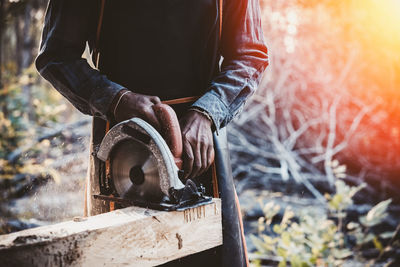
[219,0,223,41]
[104,121,115,211]
[234,188,250,266]
[161,96,199,105]
[94,0,106,68]
[97,0,113,211]
[211,162,219,198]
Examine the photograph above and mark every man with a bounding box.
[36,0,268,266]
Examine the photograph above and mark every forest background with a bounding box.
[0,0,399,266]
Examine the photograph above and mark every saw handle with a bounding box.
[152,104,183,169]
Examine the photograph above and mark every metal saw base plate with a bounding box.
[93,194,212,211]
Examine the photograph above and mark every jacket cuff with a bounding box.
[89,77,127,121]
[191,91,229,132]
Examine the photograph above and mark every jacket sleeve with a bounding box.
[191,0,269,131]
[35,0,125,120]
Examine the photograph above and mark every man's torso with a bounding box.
[97,0,220,100]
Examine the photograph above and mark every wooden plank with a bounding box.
[0,199,222,267]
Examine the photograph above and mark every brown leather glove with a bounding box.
[180,109,214,179]
[110,89,162,130]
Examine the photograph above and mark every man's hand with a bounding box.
[180,110,214,179]
[112,90,161,130]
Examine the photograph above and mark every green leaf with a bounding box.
[262,202,281,222]
[379,231,396,239]
[309,255,317,264]
[347,222,360,230]
[277,247,287,258]
[290,254,305,267]
[329,194,343,210]
[281,208,295,226]
[274,224,283,234]
[360,199,392,227]
[362,233,375,244]
[373,237,383,252]
[282,232,291,246]
[367,199,392,220]
[251,259,261,267]
[250,235,274,254]
[332,248,352,259]
[348,183,366,198]
[278,260,287,267]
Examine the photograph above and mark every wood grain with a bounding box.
[0,199,222,267]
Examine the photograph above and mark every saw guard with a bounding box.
[97,118,185,198]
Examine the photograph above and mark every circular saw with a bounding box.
[96,104,211,211]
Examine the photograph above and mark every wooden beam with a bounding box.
[0,199,222,266]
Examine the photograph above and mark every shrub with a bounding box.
[251,180,397,266]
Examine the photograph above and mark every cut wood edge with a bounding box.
[0,199,222,267]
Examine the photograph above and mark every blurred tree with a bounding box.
[231,0,400,204]
[0,0,47,119]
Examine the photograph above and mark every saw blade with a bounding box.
[111,140,164,201]
[98,117,185,201]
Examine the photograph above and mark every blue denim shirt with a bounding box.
[36,0,268,131]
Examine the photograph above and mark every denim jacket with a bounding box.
[36,0,268,131]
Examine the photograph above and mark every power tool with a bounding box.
[94,104,211,211]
